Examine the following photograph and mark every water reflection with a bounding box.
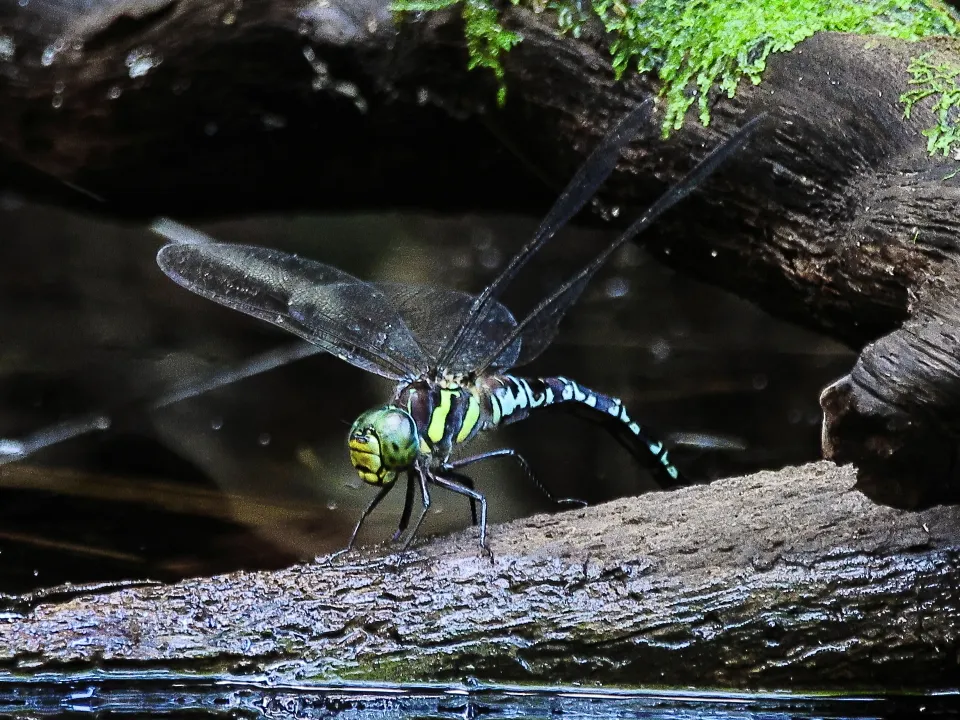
[0,201,853,593]
[1,680,957,719]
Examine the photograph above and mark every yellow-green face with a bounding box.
[348,406,420,486]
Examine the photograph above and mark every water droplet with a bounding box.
[302,46,316,63]
[787,408,802,424]
[125,47,161,78]
[0,35,15,62]
[649,337,671,363]
[93,416,111,431]
[51,95,62,109]
[204,122,218,136]
[17,0,28,6]
[107,85,122,100]
[326,501,338,511]
[261,113,286,129]
[258,433,271,446]
[451,250,471,269]
[41,45,57,67]
[171,79,190,95]
[33,569,39,577]
[609,206,620,218]
[210,417,223,431]
[479,247,502,270]
[710,250,718,258]
[221,10,237,24]
[752,374,768,391]
[416,87,429,106]
[53,80,65,94]
[604,276,629,298]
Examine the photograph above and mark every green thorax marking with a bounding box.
[395,379,485,462]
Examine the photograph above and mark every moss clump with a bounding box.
[393,0,521,105]
[591,0,958,131]
[901,52,960,156]
[394,0,959,129]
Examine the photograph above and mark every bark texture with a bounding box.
[1,462,959,691]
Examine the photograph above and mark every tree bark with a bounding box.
[1,461,958,691]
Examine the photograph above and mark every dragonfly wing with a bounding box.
[479,112,767,373]
[435,100,657,373]
[497,275,590,369]
[157,243,430,380]
[373,283,522,373]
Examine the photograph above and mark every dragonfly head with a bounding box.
[348,405,420,486]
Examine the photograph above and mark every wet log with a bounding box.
[1,461,958,691]
[3,5,960,541]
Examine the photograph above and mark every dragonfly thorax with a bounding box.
[393,378,485,465]
[348,406,420,486]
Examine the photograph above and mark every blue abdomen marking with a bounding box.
[490,374,683,483]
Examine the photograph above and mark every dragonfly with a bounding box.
[156,100,763,554]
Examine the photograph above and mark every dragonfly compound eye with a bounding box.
[347,406,419,486]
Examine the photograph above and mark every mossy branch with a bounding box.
[394,0,959,135]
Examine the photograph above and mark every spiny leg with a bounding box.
[428,472,491,558]
[448,448,586,509]
[330,482,394,559]
[401,467,433,550]
[392,470,417,542]
[437,470,479,526]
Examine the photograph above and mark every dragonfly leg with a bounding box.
[392,470,417,542]
[435,470,479,526]
[328,483,393,560]
[447,448,586,509]
[401,467,433,550]
[428,472,491,560]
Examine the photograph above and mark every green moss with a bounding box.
[393,0,959,130]
[591,0,958,131]
[901,52,960,156]
[393,0,521,105]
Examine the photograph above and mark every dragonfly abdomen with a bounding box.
[488,374,680,482]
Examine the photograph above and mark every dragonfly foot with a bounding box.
[320,546,353,564]
[480,543,495,564]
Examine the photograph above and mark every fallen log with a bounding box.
[1,461,958,691]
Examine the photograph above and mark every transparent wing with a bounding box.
[373,283,520,372]
[157,243,431,380]
[436,100,657,373]
[477,113,767,374]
